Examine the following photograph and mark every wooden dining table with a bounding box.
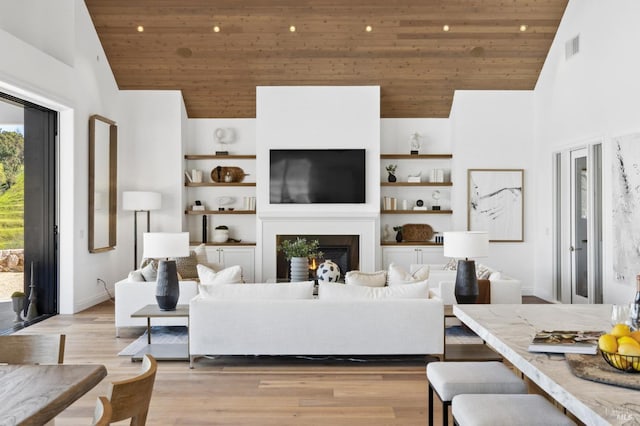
[454,304,640,426]
[0,363,107,425]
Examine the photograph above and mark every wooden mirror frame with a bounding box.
[89,114,117,253]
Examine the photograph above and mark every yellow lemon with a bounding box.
[617,343,640,370]
[617,336,640,347]
[610,323,631,338]
[618,343,640,356]
[629,330,640,344]
[598,334,618,353]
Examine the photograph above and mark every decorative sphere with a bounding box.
[317,260,341,283]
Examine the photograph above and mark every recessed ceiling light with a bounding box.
[289,25,296,32]
[213,25,220,33]
[520,24,528,32]
[137,25,144,32]
[443,24,450,32]
[365,25,373,32]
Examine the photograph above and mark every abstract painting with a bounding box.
[468,169,524,242]
[612,133,640,281]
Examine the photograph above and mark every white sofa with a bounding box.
[413,264,522,305]
[189,282,444,368]
[114,279,198,337]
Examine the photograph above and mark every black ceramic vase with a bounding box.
[454,259,479,304]
[395,230,403,243]
[388,173,397,183]
[156,260,180,311]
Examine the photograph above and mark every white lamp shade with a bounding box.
[443,231,488,259]
[143,232,190,259]
[122,191,162,211]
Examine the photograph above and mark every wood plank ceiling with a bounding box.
[85,0,568,118]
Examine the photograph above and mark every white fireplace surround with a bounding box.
[255,86,381,282]
[259,215,378,281]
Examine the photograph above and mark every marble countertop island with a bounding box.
[454,304,640,426]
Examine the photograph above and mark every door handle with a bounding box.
[569,246,583,252]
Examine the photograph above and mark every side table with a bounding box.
[443,305,502,362]
[130,304,189,362]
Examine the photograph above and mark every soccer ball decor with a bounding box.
[317,260,341,283]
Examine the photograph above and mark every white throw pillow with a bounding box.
[476,263,493,279]
[443,259,458,271]
[197,264,243,285]
[140,262,157,282]
[388,263,430,286]
[319,280,429,300]
[127,269,145,282]
[199,281,314,299]
[344,270,387,287]
[489,271,502,280]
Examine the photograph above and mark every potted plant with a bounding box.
[11,291,25,322]
[277,238,323,282]
[386,164,397,182]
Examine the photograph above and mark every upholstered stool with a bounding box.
[452,394,576,426]
[426,361,527,426]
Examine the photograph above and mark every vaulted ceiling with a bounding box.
[85,0,568,118]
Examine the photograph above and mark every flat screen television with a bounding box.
[270,149,366,204]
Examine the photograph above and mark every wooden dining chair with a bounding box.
[92,396,112,426]
[106,354,157,425]
[0,334,66,364]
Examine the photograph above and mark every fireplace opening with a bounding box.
[276,235,359,281]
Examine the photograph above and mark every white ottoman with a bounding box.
[426,361,527,426]
[452,394,576,426]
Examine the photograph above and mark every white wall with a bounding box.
[450,90,536,294]
[0,0,123,313]
[119,91,186,235]
[256,86,381,216]
[0,0,75,67]
[0,1,189,313]
[534,0,640,303]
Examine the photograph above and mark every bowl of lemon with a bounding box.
[598,324,640,373]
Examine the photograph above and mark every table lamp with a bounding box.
[143,232,189,311]
[443,231,488,304]
[123,191,162,269]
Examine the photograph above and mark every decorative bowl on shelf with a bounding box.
[600,349,640,373]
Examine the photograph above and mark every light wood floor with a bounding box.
[17,301,441,425]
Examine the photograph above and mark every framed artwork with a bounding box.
[468,169,524,242]
[612,133,640,281]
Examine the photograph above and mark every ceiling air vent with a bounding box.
[565,34,580,60]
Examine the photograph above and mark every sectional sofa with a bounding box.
[188,281,444,368]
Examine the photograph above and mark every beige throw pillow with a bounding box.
[344,270,387,287]
[175,244,210,279]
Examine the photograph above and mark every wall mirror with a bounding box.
[89,114,117,253]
